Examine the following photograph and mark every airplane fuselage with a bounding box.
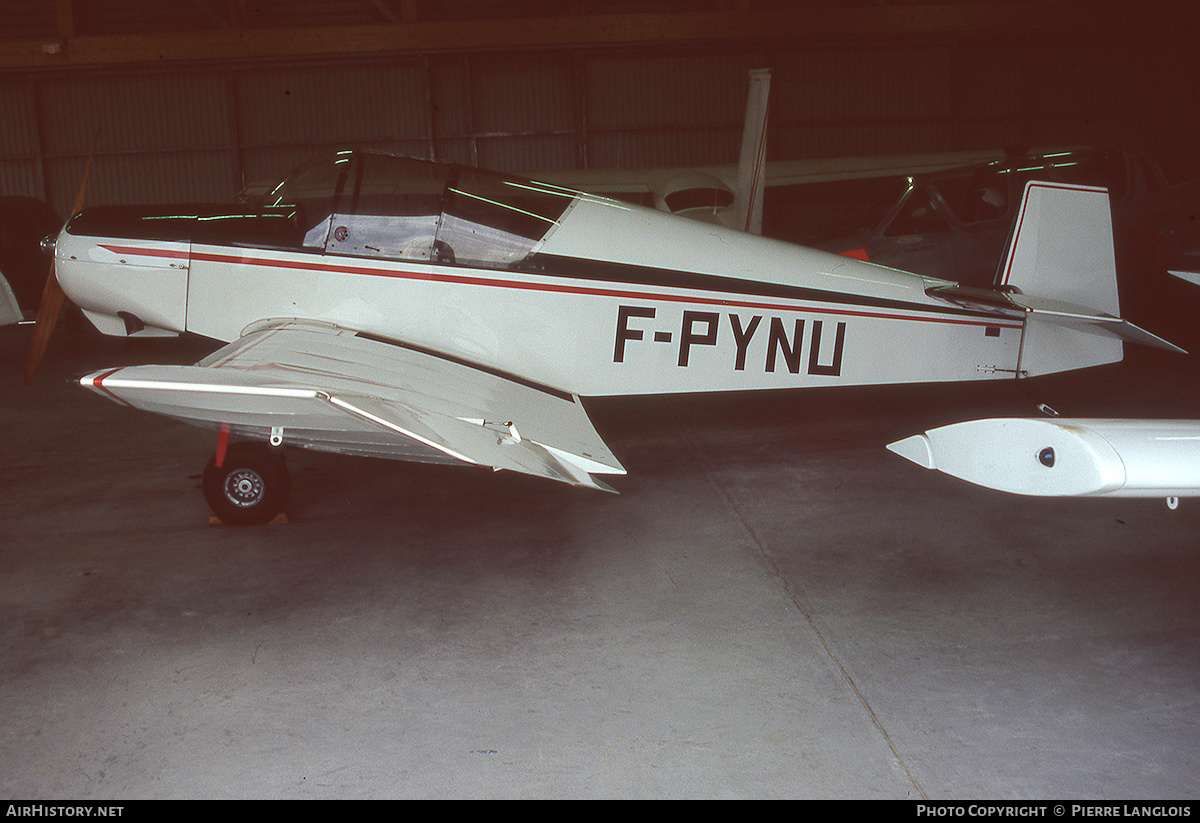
[55,191,1025,398]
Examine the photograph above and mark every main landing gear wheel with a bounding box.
[202,442,290,526]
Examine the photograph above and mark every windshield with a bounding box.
[261,151,354,247]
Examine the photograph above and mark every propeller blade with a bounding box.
[22,265,66,384]
[23,130,99,384]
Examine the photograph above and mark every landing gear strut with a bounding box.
[202,441,290,526]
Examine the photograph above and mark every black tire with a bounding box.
[202,442,290,526]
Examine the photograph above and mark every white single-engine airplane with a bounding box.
[26,150,1185,523]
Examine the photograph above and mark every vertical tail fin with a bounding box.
[998,181,1121,317]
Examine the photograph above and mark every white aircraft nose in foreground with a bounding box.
[32,149,1181,523]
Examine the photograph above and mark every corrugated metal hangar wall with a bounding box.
[1,10,1196,219]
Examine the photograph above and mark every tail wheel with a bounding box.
[203,442,290,526]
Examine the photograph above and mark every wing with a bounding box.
[79,319,625,492]
[889,417,1200,498]
[528,150,1045,196]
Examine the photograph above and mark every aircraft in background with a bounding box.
[0,197,64,325]
[23,146,1186,524]
[803,147,1200,289]
[533,147,1041,234]
[0,272,19,326]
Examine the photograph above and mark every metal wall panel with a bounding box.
[0,161,40,201]
[469,54,576,171]
[431,137,474,168]
[78,149,239,207]
[35,149,237,211]
[0,37,1194,216]
[586,53,747,129]
[234,61,431,185]
[0,78,40,199]
[587,126,741,170]
[429,58,470,148]
[769,46,963,160]
[0,80,39,157]
[775,48,955,124]
[471,55,574,135]
[35,70,235,210]
[583,52,750,169]
[37,71,230,155]
[1016,43,1170,155]
[477,133,576,173]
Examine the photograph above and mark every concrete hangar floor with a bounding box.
[2,313,1199,800]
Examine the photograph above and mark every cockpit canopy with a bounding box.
[253,151,576,268]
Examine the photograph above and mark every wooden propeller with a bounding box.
[24,131,99,385]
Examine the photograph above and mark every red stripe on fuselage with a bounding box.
[98,243,1022,331]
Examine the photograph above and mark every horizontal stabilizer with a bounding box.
[1008,293,1186,353]
[889,417,1200,498]
[928,285,1184,354]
